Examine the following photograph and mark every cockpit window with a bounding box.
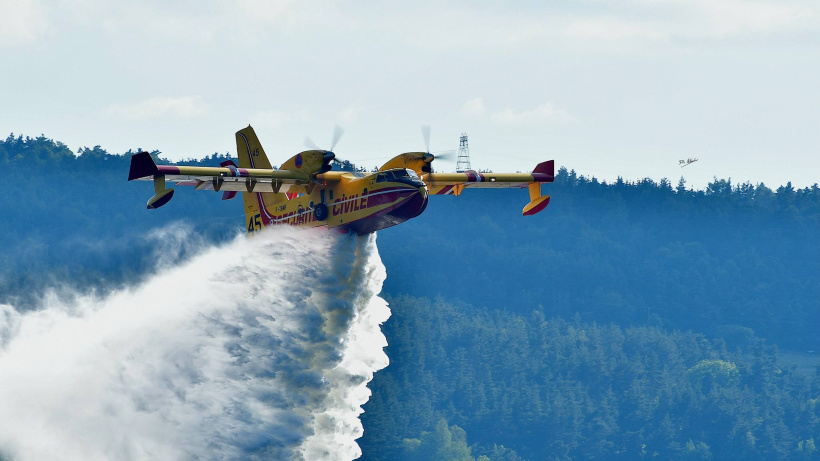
[376,170,399,182]
[375,169,420,184]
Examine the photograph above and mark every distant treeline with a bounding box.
[0,133,817,351]
[0,134,240,303]
[378,165,819,351]
[359,296,819,461]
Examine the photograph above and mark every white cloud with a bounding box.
[562,17,665,41]
[55,0,323,44]
[560,0,818,43]
[253,109,310,128]
[0,0,49,47]
[492,103,579,125]
[234,0,298,22]
[349,1,820,53]
[648,0,813,35]
[36,0,820,52]
[98,3,219,43]
[463,98,578,125]
[339,105,364,123]
[105,96,208,120]
[461,97,487,117]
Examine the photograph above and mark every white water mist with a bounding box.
[0,227,390,460]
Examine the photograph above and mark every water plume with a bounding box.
[0,227,390,460]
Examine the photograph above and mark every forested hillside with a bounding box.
[0,134,239,303]
[359,296,819,460]
[1,134,817,460]
[378,167,819,351]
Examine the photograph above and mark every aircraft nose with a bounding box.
[410,184,429,218]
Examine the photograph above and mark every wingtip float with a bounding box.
[128,126,555,235]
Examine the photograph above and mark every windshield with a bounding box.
[375,168,423,185]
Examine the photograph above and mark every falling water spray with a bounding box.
[0,227,390,460]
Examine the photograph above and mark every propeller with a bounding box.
[303,136,320,150]
[304,125,363,173]
[422,125,431,153]
[304,124,345,153]
[431,150,456,161]
[418,125,455,173]
[331,125,345,152]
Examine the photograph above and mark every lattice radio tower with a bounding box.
[456,133,471,172]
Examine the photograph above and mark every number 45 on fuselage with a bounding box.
[128,126,555,235]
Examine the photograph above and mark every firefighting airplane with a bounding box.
[128,126,554,235]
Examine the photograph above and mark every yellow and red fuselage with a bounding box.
[246,168,428,235]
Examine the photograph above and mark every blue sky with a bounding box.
[1,0,818,189]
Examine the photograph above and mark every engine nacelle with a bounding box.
[379,152,434,175]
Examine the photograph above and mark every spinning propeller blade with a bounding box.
[432,150,456,161]
[305,125,345,153]
[421,125,431,153]
[418,125,455,173]
[331,125,345,152]
[304,137,320,150]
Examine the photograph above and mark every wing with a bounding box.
[128,151,317,208]
[423,160,554,192]
[422,160,555,215]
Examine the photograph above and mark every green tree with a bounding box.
[686,359,741,392]
[402,419,475,461]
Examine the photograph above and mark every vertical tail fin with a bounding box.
[235,125,287,233]
[235,125,273,170]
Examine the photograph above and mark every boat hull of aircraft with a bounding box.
[247,174,429,235]
[343,186,428,235]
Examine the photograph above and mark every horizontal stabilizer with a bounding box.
[532,160,554,182]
